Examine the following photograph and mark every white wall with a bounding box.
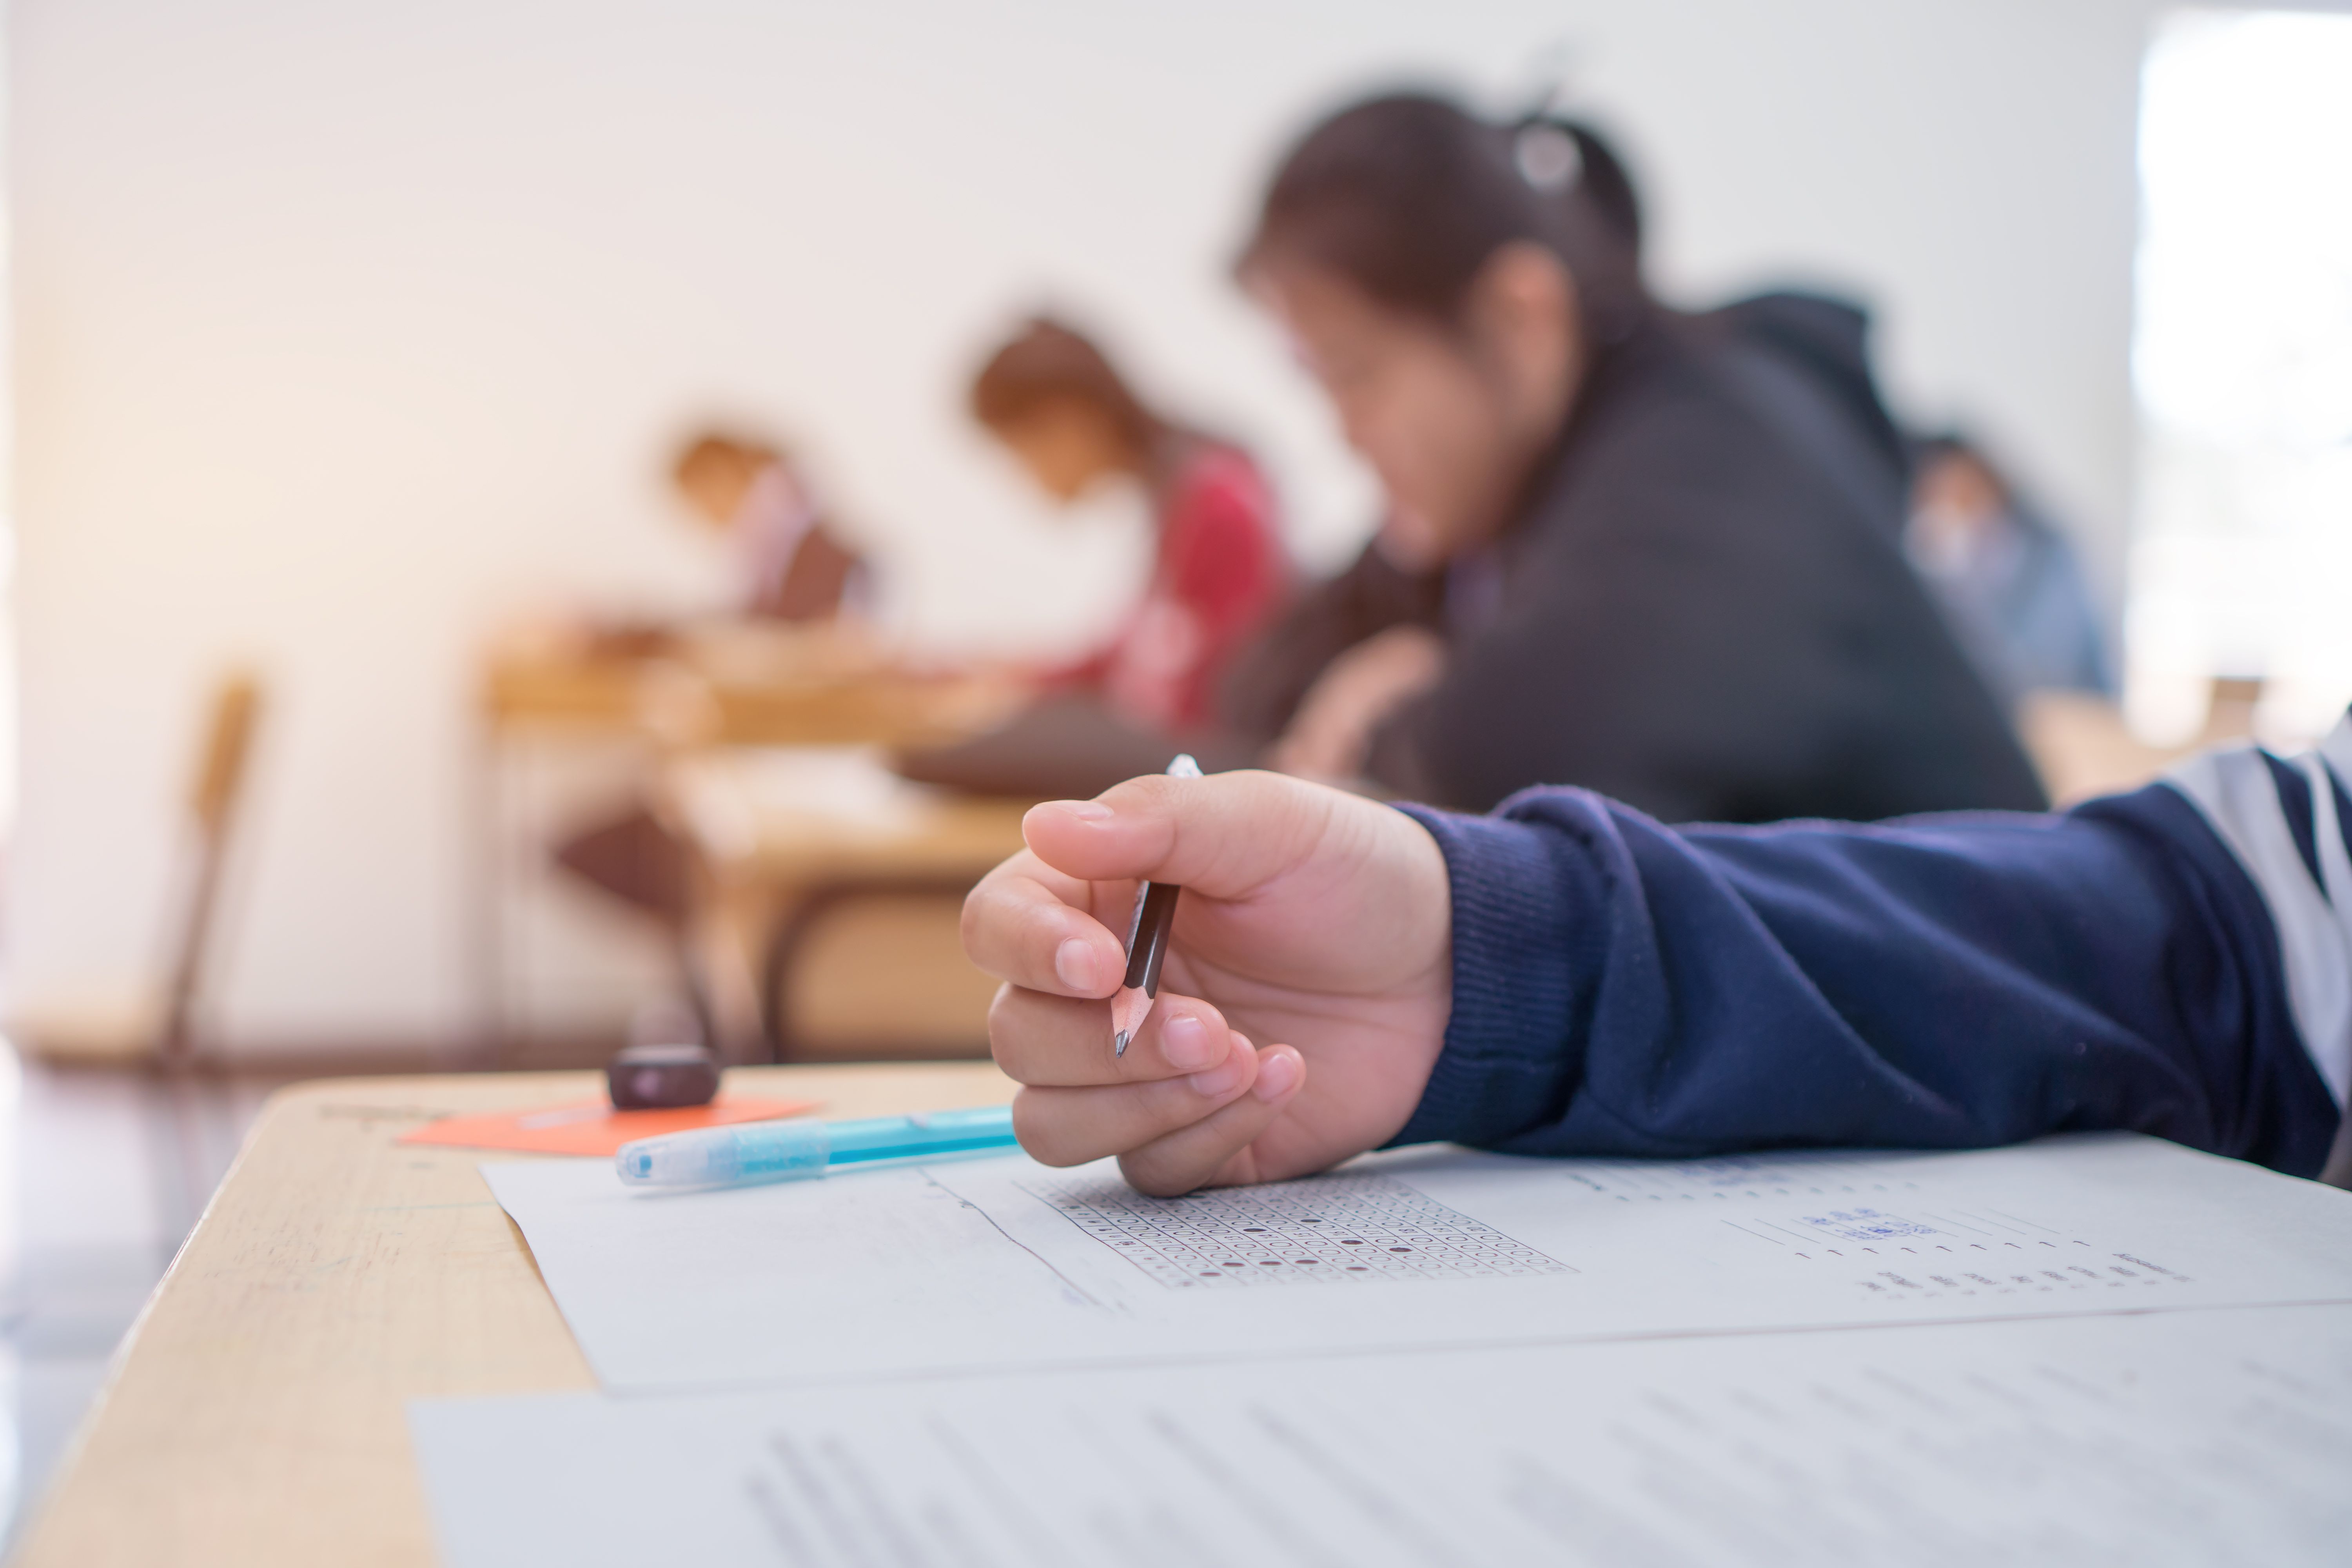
[9,0,2313,1049]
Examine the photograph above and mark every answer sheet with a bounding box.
[413,1301,2352,1567]
[482,1132,2352,1392]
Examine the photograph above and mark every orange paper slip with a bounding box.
[398,1095,820,1156]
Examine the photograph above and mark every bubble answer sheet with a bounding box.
[479,1131,2352,1394]
[411,1301,2352,1568]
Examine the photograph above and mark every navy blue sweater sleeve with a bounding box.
[1390,775,2343,1177]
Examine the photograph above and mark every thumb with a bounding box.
[1020,768,1347,899]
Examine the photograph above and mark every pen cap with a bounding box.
[615,1119,831,1187]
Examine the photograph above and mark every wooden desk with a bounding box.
[2016,688,2258,808]
[13,1062,1015,1568]
[665,753,1033,1058]
[482,646,1024,750]
[474,638,1024,1052]
[671,753,1032,887]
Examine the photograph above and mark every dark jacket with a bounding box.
[1389,711,2352,1183]
[1233,294,2046,822]
[1218,543,1445,749]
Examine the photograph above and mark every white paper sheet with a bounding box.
[482,1132,2352,1392]
[413,1301,2352,1567]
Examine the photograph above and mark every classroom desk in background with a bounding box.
[480,646,1025,749]
[662,751,1033,1059]
[11,1062,1016,1568]
[474,637,1026,1056]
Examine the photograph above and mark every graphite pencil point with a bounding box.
[1109,985,1152,1057]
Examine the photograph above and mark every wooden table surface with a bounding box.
[12,1062,1016,1568]
[483,648,1024,750]
[671,753,1033,886]
[653,754,1032,1056]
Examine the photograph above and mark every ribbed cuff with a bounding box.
[1387,803,1592,1148]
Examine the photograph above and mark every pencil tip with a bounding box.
[1108,985,1152,1056]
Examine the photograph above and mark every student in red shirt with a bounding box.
[971,318,1290,734]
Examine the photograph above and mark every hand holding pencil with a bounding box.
[962,766,1454,1196]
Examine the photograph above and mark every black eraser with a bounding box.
[607,1043,721,1110]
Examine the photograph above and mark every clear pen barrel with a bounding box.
[615,1120,831,1187]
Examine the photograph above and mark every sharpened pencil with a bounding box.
[1111,753,1201,1056]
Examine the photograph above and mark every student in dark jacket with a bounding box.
[958,707,2352,1197]
[1229,94,2042,821]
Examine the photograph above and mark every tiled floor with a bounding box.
[0,1046,281,1548]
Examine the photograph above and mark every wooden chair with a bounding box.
[9,671,265,1062]
[158,671,265,1060]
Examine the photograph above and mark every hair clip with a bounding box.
[1513,122,1583,192]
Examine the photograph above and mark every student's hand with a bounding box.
[962,769,1452,1195]
[1268,625,1446,785]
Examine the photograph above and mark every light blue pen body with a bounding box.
[615,1106,1017,1191]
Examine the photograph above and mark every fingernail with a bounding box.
[1187,1053,1248,1098]
[1252,1049,1301,1102]
[1160,1012,1218,1071]
[1051,800,1114,821]
[1054,938,1097,991]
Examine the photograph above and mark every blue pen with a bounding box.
[614,1106,1018,1190]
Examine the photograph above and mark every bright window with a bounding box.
[2129,8,2352,745]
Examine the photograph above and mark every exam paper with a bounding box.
[412,1302,2352,1567]
[482,1132,2352,1393]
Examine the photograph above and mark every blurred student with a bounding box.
[672,431,868,624]
[553,432,871,1024]
[972,319,1289,735]
[1227,95,2042,821]
[960,706,2352,1196]
[1906,433,2113,703]
[1218,111,1653,759]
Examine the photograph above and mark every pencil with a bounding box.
[1110,753,1202,1056]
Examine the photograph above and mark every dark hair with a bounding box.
[969,318,1161,455]
[1238,93,1649,343]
